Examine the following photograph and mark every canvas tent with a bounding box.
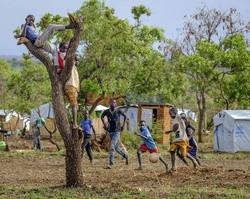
[213,110,250,153]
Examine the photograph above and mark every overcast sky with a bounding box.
[0,0,249,55]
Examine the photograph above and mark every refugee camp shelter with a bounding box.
[0,110,23,132]
[30,103,54,123]
[213,110,250,153]
[30,103,57,138]
[137,103,173,144]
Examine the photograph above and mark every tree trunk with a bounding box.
[204,109,207,133]
[198,113,203,143]
[196,89,204,143]
[219,73,229,110]
[51,71,83,187]
[197,89,206,143]
[23,15,84,187]
[65,130,83,187]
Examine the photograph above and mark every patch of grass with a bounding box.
[193,185,249,198]
[92,150,109,158]
[1,183,249,199]
[161,184,250,199]
[158,144,171,157]
[200,151,250,160]
[0,186,151,199]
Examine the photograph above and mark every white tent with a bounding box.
[213,110,250,153]
[0,110,20,122]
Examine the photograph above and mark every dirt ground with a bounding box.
[0,139,250,198]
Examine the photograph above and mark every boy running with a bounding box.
[80,110,97,163]
[169,107,198,172]
[135,120,168,172]
[101,99,129,169]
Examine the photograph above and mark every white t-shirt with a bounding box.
[172,114,188,142]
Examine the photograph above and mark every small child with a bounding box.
[80,110,97,163]
[32,120,43,150]
[55,42,68,74]
[169,107,198,172]
[135,120,168,172]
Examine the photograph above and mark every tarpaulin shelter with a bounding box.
[30,103,54,123]
[0,110,23,132]
[213,110,250,153]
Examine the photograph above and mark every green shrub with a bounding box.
[121,130,141,150]
[151,120,164,143]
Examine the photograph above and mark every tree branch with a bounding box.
[61,18,84,84]
[24,42,54,79]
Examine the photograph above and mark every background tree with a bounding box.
[0,60,15,111]
[75,1,182,110]
[216,34,250,109]
[8,59,51,113]
[29,1,184,113]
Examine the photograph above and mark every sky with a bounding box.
[0,0,249,56]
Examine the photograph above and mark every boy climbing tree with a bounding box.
[14,13,84,187]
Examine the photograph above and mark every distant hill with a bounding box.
[0,55,23,61]
[0,55,41,68]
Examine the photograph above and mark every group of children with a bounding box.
[168,107,201,172]
[80,103,201,173]
[133,108,200,172]
[16,14,200,173]
[15,14,81,130]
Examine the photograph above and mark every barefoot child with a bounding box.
[64,54,80,129]
[135,120,168,172]
[15,13,77,64]
[169,107,198,172]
